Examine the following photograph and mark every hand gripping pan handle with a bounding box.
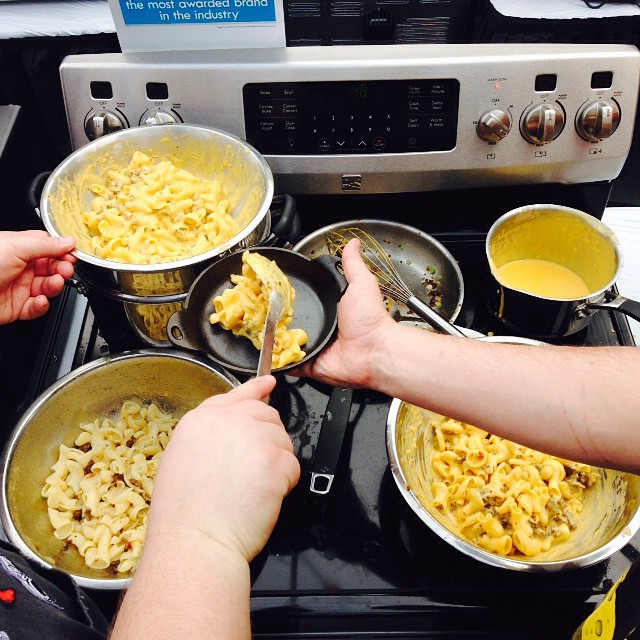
[310,386,354,495]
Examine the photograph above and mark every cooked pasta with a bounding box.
[83,151,241,264]
[397,405,599,558]
[209,250,308,368]
[132,302,184,342]
[42,401,178,573]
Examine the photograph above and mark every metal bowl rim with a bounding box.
[386,394,640,572]
[0,347,239,589]
[40,124,274,273]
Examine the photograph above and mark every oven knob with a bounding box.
[84,111,125,141]
[576,99,620,142]
[141,110,178,126]
[520,102,565,144]
[476,109,512,142]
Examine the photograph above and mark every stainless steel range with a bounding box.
[28,43,640,637]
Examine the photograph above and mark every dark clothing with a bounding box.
[0,539,109,639]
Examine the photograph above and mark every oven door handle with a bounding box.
[310,386,354,495]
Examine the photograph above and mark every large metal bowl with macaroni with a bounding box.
[386,336,640,572]
[0,349,239,589]
[39,124,274,346]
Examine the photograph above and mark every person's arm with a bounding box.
[298,239,640,474]
[0,230,76,324]
[109,376,300,640]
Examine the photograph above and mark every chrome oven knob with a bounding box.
[141,110,178,126]
[84,111,125,141]
[576,99,620,142]
[476,109,512,142]
[520,102,565,144]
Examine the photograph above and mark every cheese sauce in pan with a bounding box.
[496,258,591,300]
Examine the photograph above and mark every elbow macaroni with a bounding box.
[209,250,308,368]
[42,401,178,574]
[397,406,598,558]
[83,151,241,264]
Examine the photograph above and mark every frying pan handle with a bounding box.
[587,294,640,323]
[313,254,348,295]
[166,309,204,352]
[310,386,354,494]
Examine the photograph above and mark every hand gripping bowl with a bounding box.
[386,337,640,572]
[38,124,274,346]
[0,349,239,590]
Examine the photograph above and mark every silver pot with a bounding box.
[39,124,274,345]
[0,349,239,590]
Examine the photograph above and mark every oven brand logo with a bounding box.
[116,0,276,24]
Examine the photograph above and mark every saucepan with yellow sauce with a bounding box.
[486,204,640,339]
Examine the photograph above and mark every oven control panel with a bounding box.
[59,44,640,194]
[243,79,459,155]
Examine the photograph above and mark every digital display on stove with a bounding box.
[243,79,459,155]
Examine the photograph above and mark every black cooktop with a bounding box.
[10,189,639,638]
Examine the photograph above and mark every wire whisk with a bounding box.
[327,227,467,337]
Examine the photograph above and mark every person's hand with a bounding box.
[146,376,300,564]
[0,230,76,324]
[294,238,396,388]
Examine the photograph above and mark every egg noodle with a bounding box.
[210,250,308,368]
[83,151,241,264]
[132,302,184,343]
[397,405,599,557]
[42,401,178,574]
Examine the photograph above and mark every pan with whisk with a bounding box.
[326,226,468,337]
[293,219,464,333]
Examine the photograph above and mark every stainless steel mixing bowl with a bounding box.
[386,336,640,571]
[0,349,239,589]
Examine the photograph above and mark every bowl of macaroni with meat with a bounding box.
[0,349,239,589]
[39,124,274,346]
[386,374,640,571]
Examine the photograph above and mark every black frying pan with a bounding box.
[167,248,345,375]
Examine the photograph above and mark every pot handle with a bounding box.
[28,171,51,214]
[587,293,640,323]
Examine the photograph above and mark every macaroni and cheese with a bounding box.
[42,400,178,574]
[397,405,598,558]
[83,151,241,264]
[209,250,308,368]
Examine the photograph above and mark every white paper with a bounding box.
[0,0,115,40]
[108,0,285,52]
[602,207,640,345]
[490,0,640,20]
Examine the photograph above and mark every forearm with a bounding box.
[110,529,251,640]
[371,323,640,473]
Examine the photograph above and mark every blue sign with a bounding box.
[118,0,276,25]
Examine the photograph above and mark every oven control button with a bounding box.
[476,109,511,142]
[84,111,125,140]
[576,99,620,142]
[141,110,179,126]
[520,102,565,144]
